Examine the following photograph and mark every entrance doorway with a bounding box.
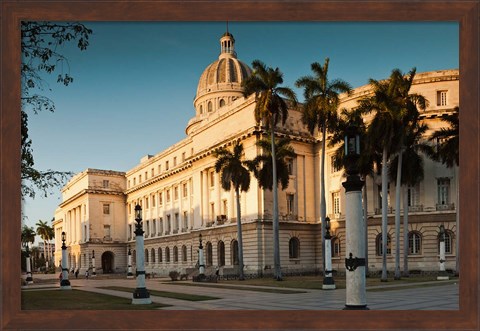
[101,251,114,273]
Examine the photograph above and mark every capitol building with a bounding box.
[53,31,459,278]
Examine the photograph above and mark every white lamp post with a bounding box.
[60,232,71,290]
[25,244,33,284]
[132,204,151,304]
[437,224,450,280]
[198,233,206,279]
[127,248,134,278]
[342,122,368,310]
[91,250,96,277]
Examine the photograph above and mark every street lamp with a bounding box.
[342,122,368,310]
[437,224,450,280]
[322,217,335,289]
[198,233,206,280]
[131,204,151,304]
[60,232,71,290]
[91,250,96,277]
[25,243,33,284]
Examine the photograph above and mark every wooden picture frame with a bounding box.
[1,1,478,330]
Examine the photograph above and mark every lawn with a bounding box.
[100,286,220,301]
[22,289,170,310]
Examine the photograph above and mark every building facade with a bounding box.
[53,32,459,277]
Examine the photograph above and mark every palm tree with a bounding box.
[213,141,252,280]
[242,60,297,280]
[358,69,410,281]
[429,109,459,274]
[389,120,431,277]
[35,220,53,263]
[295,58,352,272]
[21,225,36,251]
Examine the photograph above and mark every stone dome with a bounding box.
[193,32,252,116]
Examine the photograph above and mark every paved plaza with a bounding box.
[24,274,459,310]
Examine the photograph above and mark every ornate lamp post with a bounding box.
[342,123,368,310]
[25,243,33,284]
[90,250,96,277]
[437,224,450,280]
[198,233,206,280]
[322,217,335,289]
[127,248,134,278]
[131,204,151,304]
[60,232,71,290]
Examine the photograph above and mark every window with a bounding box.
[231,240,239,265]
[409,231,422,255]
[331,237,341,257]
[151,248,155,264]
[206,242,213,266]
[407,185,418,207]
[174,213,179,231]
[128,180,130,188]
[152,194,156,207]
[375,233,392,256]
[103,225,111,238]
[159,218,163,235]
[183,211,188,230]
[208,101,213,112]
[152,219,156,236]
[217,241,225,266]
[210,203,215,221]
[158,248,162,263]
[210,171,215,187]
[437,178,450,205]
[133,178,136,185]
[145,171,148,180]
[159,192,163,205]
[289,237,300,258]
[139,175,142,183]
[438,230,453,254]
[103,204,110,215]
[332,192,340,215]
[151,168,154,177]
[145,220,150,237]
[173,157,177,167]
[165,161,169,171]
[166,215,171,233]
[200,105,203,114]
[219,99,226,108]
[287,158,294,175]
[182,152,186,162]
[158,165,161,173]
[174,186,179,200]
[165,247,170,262]
[183,183,188,198]
[182,245,188,262]
[166,189,171,202]
[437,90,448,106]
[173,246,178,263]
[145,249,149,263]
[331,156,341,173]
[145,197,149,209]
[128,224,132,240]
[128,203,131,215]
[103,180,109,188]
[286,194,294,215]
[222,200,228,216]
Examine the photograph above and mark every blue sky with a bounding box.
[22,21,458,239]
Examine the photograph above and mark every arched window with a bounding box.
[231,240,239,265]
[289,237,300,259]
[158,247,162,263]
[409,231,422,255]
[145,249,149,263]
[165,247,170,263]
[182,245,187,262]
[151,248,155,264]
[173,246,178,263]
[438,230,454,254]
[199,105,203,114]
[219,99,226,108]
[331,237,341,257]
[217,241,225,266]
[206,242,213,266]
[207,101,213,112]
[375,233,392,256]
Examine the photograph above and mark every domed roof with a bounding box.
[194,32,252,103]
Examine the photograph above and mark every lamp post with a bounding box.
[25,243,33,284]
[91,250,96,277]
[322,217,335,289]
[342,123,368,310]
[437,224,450,280]
[198,233,206,280]
[127,248,134,278]
[131,204,151,304]
[60,232,71,290]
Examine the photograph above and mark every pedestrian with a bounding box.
[85,269,89,280]
[75,269,79,279]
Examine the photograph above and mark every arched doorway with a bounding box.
[101,251,114,273]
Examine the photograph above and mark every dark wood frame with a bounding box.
[1,1,478,330]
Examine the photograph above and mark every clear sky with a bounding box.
[22,21,459,240]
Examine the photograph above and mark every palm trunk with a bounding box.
[235,187,245,280]
[271,126,281,280]
[363,184,369,276]
[320,124,327,274]
[394,150,403,280]
[402,185,409,277]
[381,146,388,281]
[43,239,47,263]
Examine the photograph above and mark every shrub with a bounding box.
[169,270,179,281]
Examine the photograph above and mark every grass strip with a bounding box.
[21,289,169,310]
[101,286,219,301]
[164,282,308,294]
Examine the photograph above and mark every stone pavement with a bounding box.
[24,274,458,310]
